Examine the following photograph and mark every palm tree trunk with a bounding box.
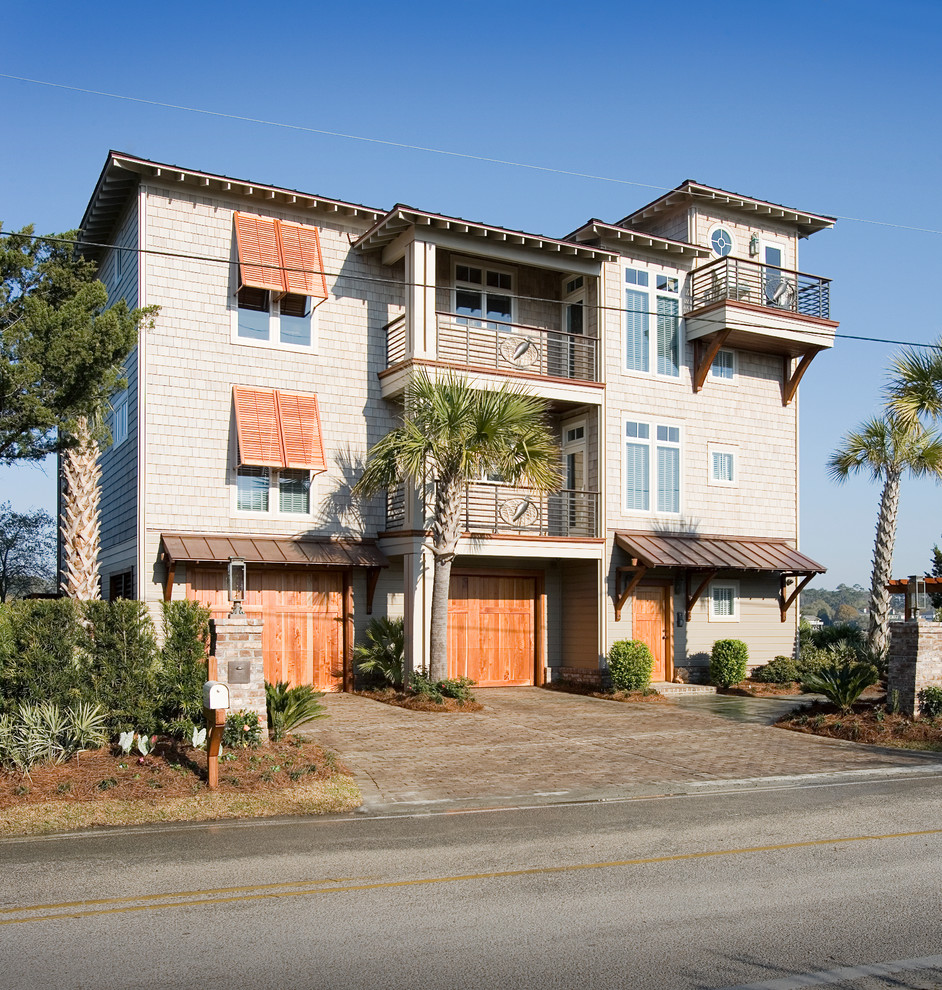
[60,416,102,600]
[868,469,901,655]
[427,480,464,683]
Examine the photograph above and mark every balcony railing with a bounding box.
[383,311,598,383]
[385,482,598,538]
[689,257,831,320]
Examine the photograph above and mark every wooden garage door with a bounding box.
[448,574,536,687]
[186,567,344,691]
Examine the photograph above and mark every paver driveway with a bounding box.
[301,688,942,811]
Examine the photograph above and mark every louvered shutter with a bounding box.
[276,390,326,473]
[233,386,284,467]
[278,220,328,301]
[234,213,286,293]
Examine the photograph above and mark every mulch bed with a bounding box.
[778,701,942,750]
[541,682,671,704]
[355,689,483,713]
[0,736,346,807]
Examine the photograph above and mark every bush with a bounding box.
[709,639,749,687]
[752,656,798,684]
[437,677,476,702]
[0,700,109,771]
[266,681,325,741]
[918,686,942,719]
[811,623,864,650]
[222,709,262,748]
[408,672,443,703]
[607,640,655,691]
[801,661,878,712]
[354,617,404,688]
[158,601,211,737]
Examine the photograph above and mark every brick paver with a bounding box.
[300,688,942,810]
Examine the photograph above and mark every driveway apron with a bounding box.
[300,688,942,812]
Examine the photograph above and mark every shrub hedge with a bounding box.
[709,639,749,687]
[0,599,210,736]
[607,639,655,691]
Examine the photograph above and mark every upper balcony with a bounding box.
[685,256,838,403]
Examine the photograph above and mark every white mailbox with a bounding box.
[202,681,230,710]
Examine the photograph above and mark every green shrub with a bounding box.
[408,672,444,704]
[266,681,325,741]
[811,623,864,650]
[158,601,211,736]
[607,639,655,691]
[801,661,878,712]
[918,686,942,719]
[222,709,262,748]
[354,616,404,688]
[796,645,834,679]
[752,656,798,684]
[436,677,476,702]
[709,639,749,687]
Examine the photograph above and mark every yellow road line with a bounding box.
[4,827,941,927]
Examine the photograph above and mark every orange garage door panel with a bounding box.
[448,574,536,687]
[186,568,344,691]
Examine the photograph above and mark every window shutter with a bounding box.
[657,445,680,513]
[625,290,649,372]
[656,297,680,377]
[233,386,284,467]
[276,390,326,473]
[234,212,286,293]
[278,220,328,301]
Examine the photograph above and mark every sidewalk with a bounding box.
[300,688,942,813]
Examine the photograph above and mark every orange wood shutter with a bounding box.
[276,390,326,473]
[234,212,286,293]
[233,386,284,467]
[278,220,328,301]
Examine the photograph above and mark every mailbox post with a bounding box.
[202,680,230,790]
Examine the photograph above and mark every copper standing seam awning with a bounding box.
[160,533,388,612]
[613,531,826,623]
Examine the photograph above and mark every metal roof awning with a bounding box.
[613,531,825,623]
[160,533,388,569]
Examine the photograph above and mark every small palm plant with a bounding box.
[801,661,879,713]
[354,616,405,688]
[265,682,326,742]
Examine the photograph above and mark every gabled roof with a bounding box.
[78,151,385,261]
[354,205,618,263]
[619,180,836,239]
[565,219,711,259]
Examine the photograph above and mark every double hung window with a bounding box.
[111,391,129,447]
[237,466,311,515]
[625,267,681,377]
[709,581,740,621]
[709,443,737,486]
[237,288,313,348]
[624,419,681,514]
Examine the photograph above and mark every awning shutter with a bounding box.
[233,386,283,467]
[279,221,328,300]
[234,212,285,293]
[277,390,326,473]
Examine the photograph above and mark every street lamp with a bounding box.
[227,557,247,616]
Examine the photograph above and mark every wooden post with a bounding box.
[204,706,226,791]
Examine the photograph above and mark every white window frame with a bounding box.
[452,258,515,328]
[707,223,736,258]
[623,416,683,515]
[708,443,738,487]
[710,348,737,383]
[562,418,587,491]
[111,391,129,448]
[231,288,319,355]
[623,263,683,380]
[232,463,314,519]
[709,580,740,622]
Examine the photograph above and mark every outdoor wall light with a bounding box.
[749,233,760,257]
[227,556,247,615]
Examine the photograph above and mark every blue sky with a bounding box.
[1,0,940,589]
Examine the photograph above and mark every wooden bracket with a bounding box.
[782,349,820,406]
[614,563,647,620]
[365,567,381,615]
[780,572,814,621]
[686,569,717,620]
[693,330,731,392]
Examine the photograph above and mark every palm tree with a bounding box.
[353,371,560,682]
[886,340,942,425]
[828,414,942,654]
[60,415,102,599]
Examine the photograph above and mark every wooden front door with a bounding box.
[186,567,345,691]
[448,574,536,686]
[632,583,671,681]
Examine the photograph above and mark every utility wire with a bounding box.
[1,228,938,351]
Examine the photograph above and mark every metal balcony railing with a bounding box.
[688,257,831,320]
[384,482,599,538]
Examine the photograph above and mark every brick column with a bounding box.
[212,614,268,742]
[887,619,942,716]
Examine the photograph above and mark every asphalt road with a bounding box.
[2,773,942,990]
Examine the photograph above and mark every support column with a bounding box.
[404,239,437,360]
[403,547,431,680]
[888,619,942,716]
[212,614,268,741]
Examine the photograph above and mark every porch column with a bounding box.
[405,239,436,360]
[403,547,432,679]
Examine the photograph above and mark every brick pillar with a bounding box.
[887,619,942,716]
[212,614,268,742]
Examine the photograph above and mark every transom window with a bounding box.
[624,266,681,378]
[236,287,314,350]
[624,419,681,514]
[454,263,513,327]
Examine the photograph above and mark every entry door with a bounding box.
[562,422,586,536]
[632,584,671,681]
[763,241,786,306]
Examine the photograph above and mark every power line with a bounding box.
[2,228,939,351]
